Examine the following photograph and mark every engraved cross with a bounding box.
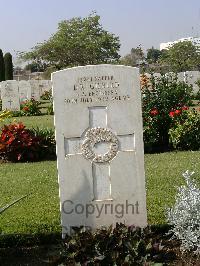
[64,106,135,201]
[7,99,13,108]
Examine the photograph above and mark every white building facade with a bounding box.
[160,37,200,50]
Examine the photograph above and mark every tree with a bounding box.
[4,53,13,80]
[24,62,46,72]
[121,45,145,66]
[20,13,120,69]
[146,47,162,64]
[42,66,57,79]
[0,49,5,81]
[160,41,200,72]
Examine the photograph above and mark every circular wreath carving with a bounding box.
[82,127,119,163]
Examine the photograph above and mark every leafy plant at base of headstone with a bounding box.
[4,52,13,80]
[167,171,200,255]
[169,110,200,150]
[20,98,41,116]
[61,224,150,265]
[0,122,41,162]
[141,73,193,152]
[60,224,181,265]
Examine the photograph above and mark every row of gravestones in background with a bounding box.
[0,70,200,112]
[145,70,200,94]
[0,80,52,111]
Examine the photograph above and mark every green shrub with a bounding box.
[141,73,193,152]
[0,110,12,122]
[61,224,152,265]
[0,122,56,162]
[46,95,54,115]
[59,223,178,265]
[193,91,200,101]
[0,122,41,161]
[47,102,54,115]
[41,90,52,100]
[169,110,200,150]
[20,98,41,116]
[30,127,56,159]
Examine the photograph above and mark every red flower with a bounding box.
[23,106,29,112]
[169,111,175,117]
[175,109,182,115]
[150,108,159,116]
[17,153,22,161]
[182,106,189,110]
[6,135,15,145]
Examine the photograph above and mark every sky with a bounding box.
[0,0,200,65]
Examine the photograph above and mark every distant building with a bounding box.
[160,37,200,50]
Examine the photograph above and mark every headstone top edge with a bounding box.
[51,64,139,78]
[5,79,16,81]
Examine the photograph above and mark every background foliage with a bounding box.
[4,52,13,80]
[141,73,193,152]
[0,49,5,81]
[20,13,120,69]
[159,41,200,72]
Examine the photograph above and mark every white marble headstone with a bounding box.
[52,65,147,236]
[1,80,20,111]
[185,71,200,94]
[39,80,52,96]
[29,80,40,100]
[19,80,32,103]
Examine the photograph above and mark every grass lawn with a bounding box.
[0,151,199,234]
[0,161,59,234]
[3,115,54,129]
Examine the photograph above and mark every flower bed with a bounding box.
[0,122,56,162]
[140,73,200,152]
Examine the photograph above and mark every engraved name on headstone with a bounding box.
[52,65,147,236]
